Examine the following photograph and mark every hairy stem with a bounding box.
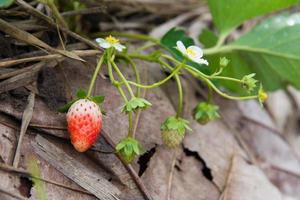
[111,61,135,98]
[127,65,182,89]
[87,54,104,97]
[175,74,183,118]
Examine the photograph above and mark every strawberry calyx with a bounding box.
[241,73,258,93]
[58,89,105,113]
[122,97,152,114]
[116,137,144,163]
[160,116,191,148]
[160,116,191,135]
[193,102,220,125]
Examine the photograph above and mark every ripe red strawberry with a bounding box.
[66,99,102,152]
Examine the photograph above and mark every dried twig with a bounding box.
[219,155,237,200]
[166,150,177,200]
[32,135,121,200]
[0,18,84,62]
[101,131,154,200]
[0,62,44,93]
[13,92,35,167]
[0,50,100,68]
[0,163,92,196]
[15,0,102,51]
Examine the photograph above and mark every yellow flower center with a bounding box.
[259,90,268,103]
[187,48,196,57]
[105,35,119,45]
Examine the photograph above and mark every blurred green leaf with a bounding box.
[0,0,14,8]
[198,29,218,48]
[208,0,300,34]
[219,13,300,92]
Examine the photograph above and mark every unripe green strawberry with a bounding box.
[67,99,102,152]
[160,116,191,148]
[161,130,184,148]
[193,102,219,125]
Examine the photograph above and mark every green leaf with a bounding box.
[57,99,76,113]
[219,13,300,92]
[198,28,218,48]
[160,28,209,74]
[91,95,105,104]
[122,97,151,113]
[208,0,300,34]
[0,0,14,8]
[76,89,87,98]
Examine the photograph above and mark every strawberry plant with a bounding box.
[55,0,300,164]
[59,32,267,160]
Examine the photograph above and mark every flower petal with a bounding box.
[95,38,111,48]
[192,58,209,65]
[176,41,187,55]
[187,46,203,58]
[114,44,126,52]
[95,38,106,44]
[100,41,111,49]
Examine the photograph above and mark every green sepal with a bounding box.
[57,99,77,113]
[58,89,105,113]
[116,137,144,163]
[241,73,258,93]
[160,116,191,136]
[220,57,230,68]
[91,95,105,104]
[76,89,87,98]
[122,97,152,113]
[193,102,220,125]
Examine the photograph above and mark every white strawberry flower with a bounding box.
[176,41,208,65]
[95,35,126,52]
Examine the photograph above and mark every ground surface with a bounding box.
[1,1,300,200]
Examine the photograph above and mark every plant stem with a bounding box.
[127,65,182,89]
[204,78,258,100]
[122,56,141,96]
[111,61,135,98]
[161,54,258,101]
[135,43,157,53]
[175,74,183,118]
[108,61,134,137]
[207,83,212,103]
[87,54,104,97]
[210,76,243,83]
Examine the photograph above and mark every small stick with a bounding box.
[166,150,177,200]
[101,131,154,200]
[29,123,67,130]
[0,163,92,196]
[15,0,102,51]
[219,155,237,200]
[13,93,35,167]
[0,50,100,68]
